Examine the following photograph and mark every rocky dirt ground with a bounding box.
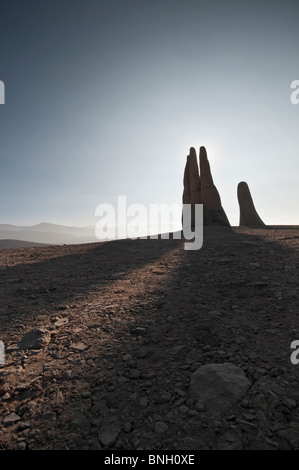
[0,226,299,450]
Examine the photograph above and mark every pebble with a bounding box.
[98,425,120,448]
[69,342,88,351]
[54,318,69,327]
[17,441,27,450]
[139,397,149,407]
[123,422,132,433]
[154,422,168,434]
[3,412,21,426]
[69,413,90,432]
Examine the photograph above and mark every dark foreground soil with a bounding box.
[0,226,299,450]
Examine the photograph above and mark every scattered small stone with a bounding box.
[3,412,21,426]
[123,422,132,433]
[157,392,171,403]
[154,421,168,434]
[195,402,205,412]
[16,382,31,392]
[18,328,51,350]
[98,425,120,448]
[2,392,11,400]
[56,390,64,404]
[178,405,188,414]
[180,364,191,370]
[122,353,132,361]
[17,441,27,450]
[18,421,31,431]
[69,342,88,352]
[130,369,141,379]
[54,318,69,327]
[277,428,299,449]
[139,397,149,407]
[117,376,130,385]
[282,397,296,409]
[131,327,147,336]
[69,413,90,432]
[220,440,243,450]
[255,377,284,396]
[135,349,147,359]
[40,411,57,422]
[166,411,175,423]
[235,418,258,432]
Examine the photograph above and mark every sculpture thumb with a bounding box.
[237,181,266,227]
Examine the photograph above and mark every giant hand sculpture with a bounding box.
[183,146,230,227]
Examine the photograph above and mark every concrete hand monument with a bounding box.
[183,146,230,227]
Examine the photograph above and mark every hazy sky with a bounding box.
[0,0,298,228]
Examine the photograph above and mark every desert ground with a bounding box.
[0,226,298,450]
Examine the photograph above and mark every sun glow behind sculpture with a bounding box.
[0,1,298,228]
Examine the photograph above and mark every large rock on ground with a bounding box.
[190,363,251,416]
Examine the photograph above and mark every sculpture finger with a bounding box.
[182,157,191,204]
[199,146,214,188]
[187,147,201,204]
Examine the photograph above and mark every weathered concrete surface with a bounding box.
[183,146,230,227]
[238,181,266,227]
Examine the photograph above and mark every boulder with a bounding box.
[190,363,250,416]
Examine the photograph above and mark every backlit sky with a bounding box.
[0,0,298,228]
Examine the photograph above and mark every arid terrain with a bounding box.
[0,226,299,450]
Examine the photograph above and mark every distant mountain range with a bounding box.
[0,222,182,248]
[0,222,99,248]
[0,239,50,249]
